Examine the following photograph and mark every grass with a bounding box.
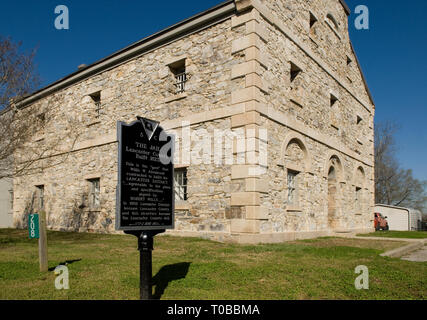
[357,231,427,239]
[0,229,426,300]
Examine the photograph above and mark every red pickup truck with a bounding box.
[374,212,389,231]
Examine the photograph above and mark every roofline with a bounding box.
[375,204,410,213]
[339,0,351,16]
[349,41,375,106]
[15,0,236,109]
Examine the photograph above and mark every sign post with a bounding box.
[38,210,48,272]
[116,117,175,300]
[28,212,48,272]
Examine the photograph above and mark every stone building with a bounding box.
[12,0,375,243]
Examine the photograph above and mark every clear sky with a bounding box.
[1,0,426,181]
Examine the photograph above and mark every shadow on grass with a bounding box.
[152,262,191,300]
[48,259,82,271]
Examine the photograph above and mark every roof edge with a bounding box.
[375,204,410,213]
[339,0,351,16]
[349,41,375,106]
[15,0,236,109]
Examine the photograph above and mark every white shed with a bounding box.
[375,204,422,231]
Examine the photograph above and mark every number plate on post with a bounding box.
[28,214,39,239]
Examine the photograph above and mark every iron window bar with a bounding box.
[174,170,187,201]
[94,101,102,118]
[174,72,187,94]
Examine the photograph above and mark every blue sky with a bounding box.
[1,0,426,181]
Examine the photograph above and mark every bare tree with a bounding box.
[0,36,39,178]
[0,36,39,109]
[0,37,81,179]
[375,121,427,212]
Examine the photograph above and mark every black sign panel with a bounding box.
[116,117,174,231]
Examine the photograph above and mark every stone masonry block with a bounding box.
[231,192,260,206]
[232,34,261,54]
[231,111,261,128]
[245,47,268,68]
[245,73,268,93]
[230,219,261,234]
[231,87,263,105]
[231,9,260,28]
[245,178,269,193]
[231,61,262,79]
[245,20,268,42]
[245,206,269,220]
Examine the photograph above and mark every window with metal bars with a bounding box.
[169,59,187,94]
[174,168,187,201]
[174,72,187,93]
[88,178,100,208]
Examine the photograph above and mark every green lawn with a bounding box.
[0,229,425,300]
[357,231,427,239]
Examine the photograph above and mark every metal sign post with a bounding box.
[116,117,175,300]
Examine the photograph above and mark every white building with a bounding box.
[374,204,422,231]
[0,178,13,228]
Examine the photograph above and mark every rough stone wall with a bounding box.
[13,144,117,233]
[12,0,375,242]
[13,18,242,237]
[263,119,373,234]
[239,0,375,235]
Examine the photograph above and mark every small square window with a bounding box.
[89,91,102,118]
[330,94,338,107]
[357,115,363,125]
[174,168,187,201]
[169,60,187,94]
[309,12,318,29]
[88,178,100,208]
[290,62,302,82]
[347,56,352,66]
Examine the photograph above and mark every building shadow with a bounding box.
[48,259,82,271]
[152,262,191,300]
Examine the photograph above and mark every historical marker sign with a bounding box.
[116,117,175,231]
[28,213,39,239]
